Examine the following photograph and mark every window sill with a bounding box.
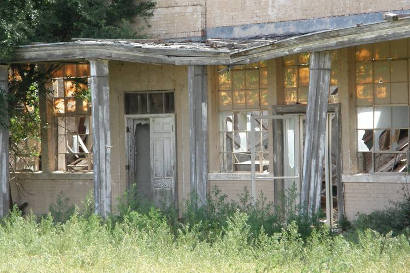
[208,173,273,181]
[342,173,409,183]
[12,171,93,180]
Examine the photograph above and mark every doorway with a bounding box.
[253,104,343,226]
[126,115,176,208]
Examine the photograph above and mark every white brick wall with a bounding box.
[344,182,407,220]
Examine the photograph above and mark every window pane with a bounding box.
[232,70,245,90]
[125,93,148,114]
[298,53,310,65]
[375,153,407,172]
[284,55,297,66]
[245,70,259,89]
[235,112,248,131]
[233,90,246,108]
[391,82,408,104]
[374,83,390,105]
[260,89,269,107]
[298,67,309,87]
[358,130,373,152]
[392,106,409,128]
[374,42,390,60]
[374,129,391,151]
[391,129,408,152]
[390,39,407,59]
[285,88,297,104]
[391,60,407,82]
[66,98,76,113]
[260,68,268,88]
[356,62,372,84]
[356,45,372,61]
[298,87,308,104]
[220,112,233,131]
[373,61,390,83]
[356,84,373,105]
[246,90,259,108]
[64,80,77,97]
[164,92,174,113]
[77,64,90,77]
[233,132,248,152]
[233,152,251,172]
[219,91,232,110]
[357,107,373,129]
[149,93,164,113]
[64,64,77,77]
[218,70,231,90]
[54,98,65,114]
[284,67,297,87]
[374,106,391,129]
[357,152,373,173]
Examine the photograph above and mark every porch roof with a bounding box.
[4,15,410,66]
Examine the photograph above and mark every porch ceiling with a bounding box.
[3,16,410,66]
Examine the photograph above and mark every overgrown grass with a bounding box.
[0,187,409,273]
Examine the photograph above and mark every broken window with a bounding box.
[52,64,92,172]
[356,39,410,173]
[217,62,270,173]
[283,52,340,104]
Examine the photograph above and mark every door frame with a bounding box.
[270,103,344,224]
[124,113,177,206]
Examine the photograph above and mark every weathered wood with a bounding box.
[0,65,9,218]
[150,116,176,208]
[301,52,331,216]
[90,59,111,217]
[5,17,410,66]
[250,114,256,204]
[231,18,410,64]
[188,65,208,206]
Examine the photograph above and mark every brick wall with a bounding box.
[209,180,275,204]
[10,173,93,215]
[137,0,410,39]
[344,182,408,220]
[206,0,410,29]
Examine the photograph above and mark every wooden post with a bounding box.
[89,60,111,217]
[301,52,331,217]
[188,65,208,207]
[0,65,9,217]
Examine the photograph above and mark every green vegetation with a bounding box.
[0,188,409,273]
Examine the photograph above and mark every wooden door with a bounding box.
[150,116,176,208]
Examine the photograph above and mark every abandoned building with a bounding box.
[1,1,410,225]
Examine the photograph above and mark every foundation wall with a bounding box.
[343,181,408,221]
[10,173,93,215]
[209,180,275,204]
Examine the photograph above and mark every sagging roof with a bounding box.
[5,15,410,65]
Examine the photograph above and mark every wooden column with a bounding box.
[188,66,208,206]
[89,60,111,217]
[301,52,331,216]
[0,65,9,217]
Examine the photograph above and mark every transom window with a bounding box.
[124,91,174,114]
[355,39,410,173]
[283,53,340,105]
[217,62,270,173]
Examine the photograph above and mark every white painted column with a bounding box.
[0,65,9,218]
[188,65,208,207]
[301,52,331,216]
[89,60,111,217]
